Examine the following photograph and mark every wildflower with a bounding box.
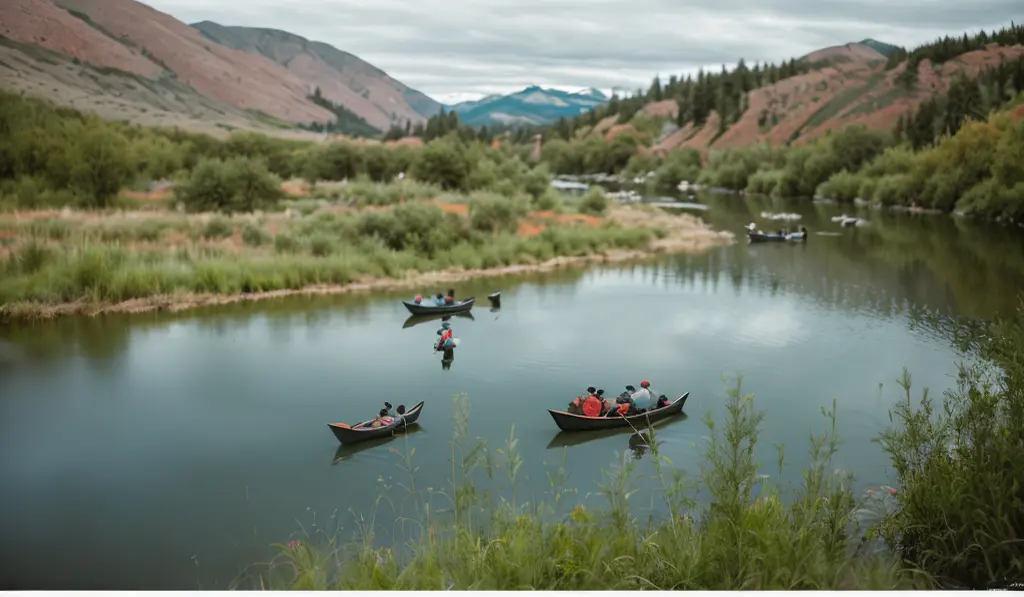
[866,489,875,495]
[288,540,302,550]
[888,486,897,496]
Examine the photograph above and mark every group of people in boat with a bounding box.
[363,401,408,428]
[412,288,458,306]
[566,381,672,418]
[745,223,808,237]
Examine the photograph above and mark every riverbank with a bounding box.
[0,202,733,323]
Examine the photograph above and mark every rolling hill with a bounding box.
[447,86,609,126]
[0,0,439,137]
[569,36,1024,155]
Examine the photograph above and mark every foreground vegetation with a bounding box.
[243,306,1024,590]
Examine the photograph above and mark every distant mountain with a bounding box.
[447,86,609,126]
[192,22,441,129]
[0,0,440,137]
[857,38,901,56]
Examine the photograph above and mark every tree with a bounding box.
[69,121,132,206]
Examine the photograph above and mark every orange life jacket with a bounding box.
[582,395,602,417]
[617,403,630,416]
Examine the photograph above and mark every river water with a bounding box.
[1,193,1022,589]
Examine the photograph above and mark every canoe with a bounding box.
[748,232,787,243]
[487,291,501,308]
[327,401,425,445]
[402,311,475,329]
[402,297,476,315]
[545,412,687,449]
[547,393,689,432]
[749,232,806,243]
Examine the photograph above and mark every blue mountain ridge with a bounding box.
[445,85,610,126]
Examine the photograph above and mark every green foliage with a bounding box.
[410,138,473,191]
[816,170,865,201]
[577,187,609,215]
[654,148,703,188]
[467,192,528,233]
[878,307,1024,588]
[175,157,283,213]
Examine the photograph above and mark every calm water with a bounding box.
[1,194,1023,589]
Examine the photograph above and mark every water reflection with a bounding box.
[402,311,475,329]
[441,348,455,371]
[331,426,425,465]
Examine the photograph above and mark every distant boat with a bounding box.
[550,179,589,191]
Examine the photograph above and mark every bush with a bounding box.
[578,187,609,215]
[201,216,234,239]
[467,192,528,233]
[176,157,283,213]
[817,170,866,202]
[878,310,1024,588]
[745,169,784,196]
[241,223,271,247]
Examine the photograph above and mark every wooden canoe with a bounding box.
[327,401,425,445]
[547,393,689,432]
[402,297,476,316]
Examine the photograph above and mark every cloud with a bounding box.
[147,0,1020,103]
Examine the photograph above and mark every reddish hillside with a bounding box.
[191,23,440,130]
[642,42,1024,155]
[50,0,333,125]
[0,0,161,77]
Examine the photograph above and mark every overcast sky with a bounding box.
[148,0,1019,105]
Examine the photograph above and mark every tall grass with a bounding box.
[0,205,652,311]
[244,380,918,590]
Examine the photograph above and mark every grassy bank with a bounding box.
[240,307,1023,590]
[0,185,733,322]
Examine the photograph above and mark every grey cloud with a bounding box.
[148,0,1021,102]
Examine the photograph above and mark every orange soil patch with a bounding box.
[433,201,469,215]
[281,181,310,197]
[121,187,173,201]
[516,221,545,237]
[531,211,603,227]
[1011,104,1024,123]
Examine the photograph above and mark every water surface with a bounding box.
[1,194,1022,589]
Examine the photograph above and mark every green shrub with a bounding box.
[467,192,528,233]
[578,187,609,215]
[176,156,283,213]
[201,216,234,239]
[241,223,271,247]
[817,170,867,201]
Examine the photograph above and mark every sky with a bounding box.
[148,0,1020,105]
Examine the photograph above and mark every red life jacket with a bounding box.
[582,395,602,417]
[441,329,453,342]
[444,296,454,304]
[571,396,583,407]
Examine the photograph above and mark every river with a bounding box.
[1,193,1022,589]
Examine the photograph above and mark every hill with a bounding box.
[857,38,901,57]
[191,22,440,130]
[447,86,609,126]
[544,26,1024,156]
[0,0,437,137]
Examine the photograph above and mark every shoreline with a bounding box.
[0,238,733,323]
